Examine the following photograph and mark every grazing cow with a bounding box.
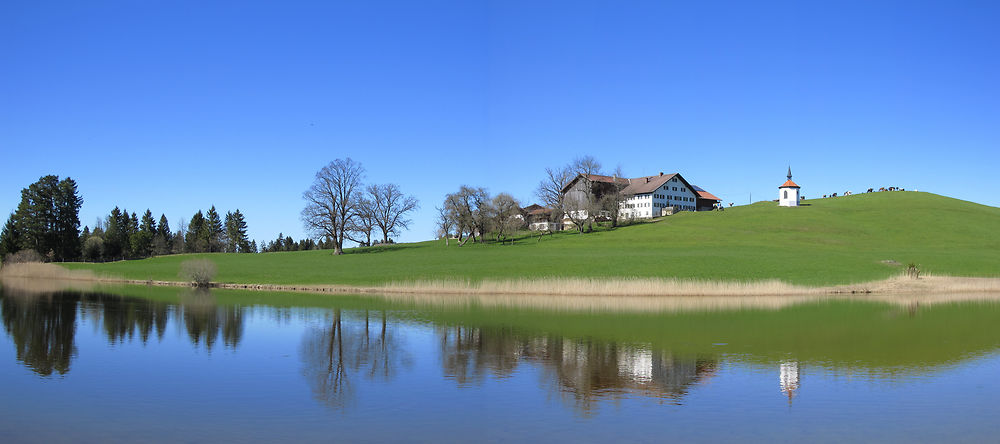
[832,193,838,197]
[867,188,874,193]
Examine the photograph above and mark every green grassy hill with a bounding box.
[61,192,1000,286]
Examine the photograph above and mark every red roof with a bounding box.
[779,180,800,188]
[696,190,722,201]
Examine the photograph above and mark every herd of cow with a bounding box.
[822,187,905,199]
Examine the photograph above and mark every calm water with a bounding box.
[1,285,999,443]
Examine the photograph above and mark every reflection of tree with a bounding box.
[179,289,244,350]
[300,309,411,410]
[437,326,717,414]
[0,291,77,376]
[85,293,170,345]
[438,325,524,385]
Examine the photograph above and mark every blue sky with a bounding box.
[2,0,998,245]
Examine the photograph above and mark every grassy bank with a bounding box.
[61,192,1000,287]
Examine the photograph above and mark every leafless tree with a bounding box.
[442,186,489,245]
[602,165,629,228]
[345,197,377,247]
[368,183,419,244]
[301,158,365,255]
[488,193,523,243]
[435,206,454,246]
[535,165,572,227]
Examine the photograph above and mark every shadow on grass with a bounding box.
[343,244,423,255]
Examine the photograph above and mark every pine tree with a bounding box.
[104,208,124,260]
[205,206,224,252]
[154,214,172,255]
[131,209,156,258]
[224,210,250,253]
[187,211,207,253]
[0,215,19,259]
[54,177,83,261]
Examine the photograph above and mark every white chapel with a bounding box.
[778,167,800,207]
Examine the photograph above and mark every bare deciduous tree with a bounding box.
[562,156,605,233]
[368,183,419,245]
[435,206,454,246]
[302,158,365,255]
[345,198,377,247]
[535,165,572,228]
[488,193,523,243]
[602,165,629,228]
[443,186,489,246]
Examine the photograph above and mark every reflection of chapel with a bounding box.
[780,360,800,404]
[779,167,801,207]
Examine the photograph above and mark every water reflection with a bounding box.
[0,287,246,376]
[2,285,1000,418]
[300,309,412,410]
[1,290,77,376]
[438,326,716,412]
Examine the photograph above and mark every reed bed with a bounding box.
[381,277,823,297]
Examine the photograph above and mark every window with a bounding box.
[784,190,788,199]
[672,187,677,191]
[681,188,686,192]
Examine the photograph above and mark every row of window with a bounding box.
[660,185,687,192]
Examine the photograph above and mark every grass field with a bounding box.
[60,191,1000,287]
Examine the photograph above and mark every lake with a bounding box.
[1,283,999,443]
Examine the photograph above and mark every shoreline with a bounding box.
[1,262,999,298]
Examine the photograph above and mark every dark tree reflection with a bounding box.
[300,309,412,410]
[179,289,244,351]
[0,290,77,376]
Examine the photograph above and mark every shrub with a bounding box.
[82,236,104,262]
[4,249,45,265]
[906,262,921,279]
[179,259,217,287]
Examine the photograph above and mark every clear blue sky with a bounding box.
[2,0,998,245]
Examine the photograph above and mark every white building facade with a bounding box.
[619,173,699,219]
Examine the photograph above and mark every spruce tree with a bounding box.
[186,211,207,253]
[224,210,250,253]
[205,206,224,252]
[154,214,172,255]
[54,177,83,261]
[0,215,19,259]
[132,210,156,258]
[104,208,124,260]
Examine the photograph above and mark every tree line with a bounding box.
[79,205,255,262]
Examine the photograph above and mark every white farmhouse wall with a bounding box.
[620,177,698,219]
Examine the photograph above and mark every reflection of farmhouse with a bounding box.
[526,172,721,230]
[436,326,716,413]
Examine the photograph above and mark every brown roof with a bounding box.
[586,174,631,185]
[560,173,631,193]
[621,173,677,195]
[527,207,551,216]
[779,180,800,188]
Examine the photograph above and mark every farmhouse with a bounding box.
[555,172,720,226]
[619,173,701,218]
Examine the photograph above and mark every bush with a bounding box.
[4,249,45,265]
[179,259,217,287]
[83,236,104,262]
[906,262,921,279]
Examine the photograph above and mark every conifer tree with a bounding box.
[205,206,224,252]
[224,210,250,253]
[186,211,208,253]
